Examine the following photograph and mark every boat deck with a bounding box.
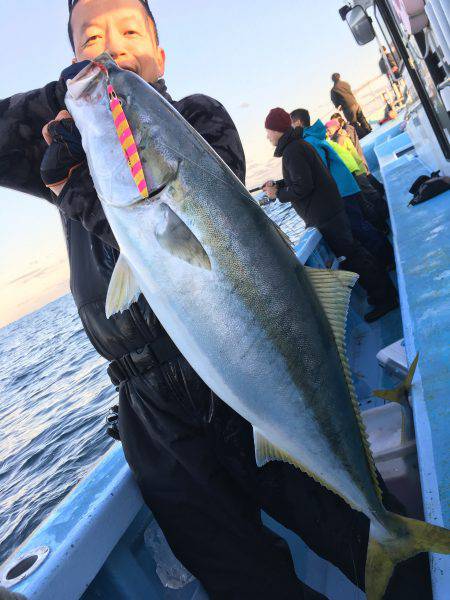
[364,124,450,598]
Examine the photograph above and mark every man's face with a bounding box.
[266,129,283,146]
[71,0,165,83]
[291,119,302,129]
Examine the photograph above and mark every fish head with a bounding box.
[65,53,179,208]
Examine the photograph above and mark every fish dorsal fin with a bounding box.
[305,266,383,503]
[105,254,142,318]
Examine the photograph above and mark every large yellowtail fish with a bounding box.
[65,54,450,599]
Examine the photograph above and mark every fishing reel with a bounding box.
[106,404,121,441]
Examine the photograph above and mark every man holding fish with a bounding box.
[1,1,447,598]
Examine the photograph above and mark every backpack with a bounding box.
[408,170,450,206]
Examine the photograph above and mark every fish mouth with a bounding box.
[66,53,119,100]
[66,62,106,100]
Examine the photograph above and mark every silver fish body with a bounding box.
[66,55,450,600]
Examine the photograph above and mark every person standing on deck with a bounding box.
[330,111,386,197]
[330,73,372,138]
[380,45,403,102]
[262,108,398,323]
[290,109,394,270]
[330,112,367,165]
[325,119,389,227]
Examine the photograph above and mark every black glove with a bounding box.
[60,60,91,85]
[54,60,91,110]
[40,118,86,188]
[41,61,91,189]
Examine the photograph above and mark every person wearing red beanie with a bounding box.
[262,107,398,323]
[265,107,292,148]
[265,107,292,133]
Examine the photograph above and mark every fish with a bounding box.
[65,53,450,599]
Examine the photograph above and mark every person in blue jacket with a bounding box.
[290,109,393,270]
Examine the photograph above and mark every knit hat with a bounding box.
[265,108,292,133]
[325,119,341,130]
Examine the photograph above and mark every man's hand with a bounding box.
[42,109,71,145]
[40,110,85,196]
[40,61,91,195]
[262,180,278,200]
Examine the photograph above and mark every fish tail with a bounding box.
[372,353,419,404]
[365,511,450,600]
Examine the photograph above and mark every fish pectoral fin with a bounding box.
[253,428,304,470]
[373,353,419,404]
[105,254,142,318]
[155,203,211,270]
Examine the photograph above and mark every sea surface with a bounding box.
[0,200,305,564]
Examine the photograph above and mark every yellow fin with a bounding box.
[373,353,419,403]
[253,427,303,469]
[366,511,450,600]
[105,254,141,318]
[305,267,383,503]
[253,427,345,499]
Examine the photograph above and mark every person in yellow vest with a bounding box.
[326,119,389,229]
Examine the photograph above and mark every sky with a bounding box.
[0,0,384,327]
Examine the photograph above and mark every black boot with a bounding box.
[364,295,399,322]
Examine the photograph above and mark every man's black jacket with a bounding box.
[0,76,246,362]
[274,128,344,228]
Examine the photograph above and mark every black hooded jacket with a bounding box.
[0,76,246,361]
[274,128,344,228]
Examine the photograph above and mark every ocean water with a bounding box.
[0,200,304,565]
[0,295,115,564]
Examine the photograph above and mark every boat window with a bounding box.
[371,5,403,73]
[373,0,450,160]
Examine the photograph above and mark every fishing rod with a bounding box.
[248,179,284,194]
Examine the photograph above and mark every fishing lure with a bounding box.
[107,82,149,200]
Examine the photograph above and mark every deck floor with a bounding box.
[373,131,450,598]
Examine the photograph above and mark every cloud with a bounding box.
[8,267,50,285]
[239,102,250,109]
[245,156,283,189]
[1,261,70,328]
[7,257,68,286]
